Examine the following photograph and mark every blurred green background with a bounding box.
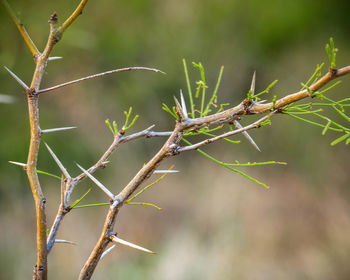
[1,0,350,279]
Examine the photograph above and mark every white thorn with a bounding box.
[146,124,155,131]
[75,163,115,199]
[0,94,15,104]
[110,235,155,254]
[44,142,72,178]
[48,56,63,61]
[154,170,179,174]
[9,161,27,168]
[4,66,29,90]
[180,89,188,119]
[100,244,117,260]
[233,120,261,152]
[54,239,76,245]
[41,126,77,134]
[250,71,256,96]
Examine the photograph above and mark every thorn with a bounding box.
[110,235,155,254]
[253,100,267,104]
[250,71,256,96]
[154,170,179,174]
[179,89,188,119]
[173,96,186,121]
[3,66,29,90]
[157,69,166,75]
[41,126,77,134]
[44,142,72,178]
[75,163,115,199]
[146,124,155,131]
[48,56,63,61]
[9,161,27,170]
[100,244,117,260]
[0,94,15,104]
[233,120,261,152]
[54,239,76,245]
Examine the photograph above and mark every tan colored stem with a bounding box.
[78,124,183,279]
[58,0,89,33]
[26,94,47,280]
[2,0,40,58]
[79,65,350,279]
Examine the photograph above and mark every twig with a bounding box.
[178,113,272,153]
[37,67,165,94]
[58,0,89,34]
[1,0,39,58]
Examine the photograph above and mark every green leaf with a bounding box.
[37,170,61,180]
[71,202,110,209]
[70,188,92,209]
[330,133,350,146]
[183,59,195,118]
[322,120,331,135]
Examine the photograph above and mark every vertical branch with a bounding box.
[26,93,47,280]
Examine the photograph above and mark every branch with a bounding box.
[79,65,350,279]
[178,113,273,153]
[58,0,89,34]
[46,125,171,254]
[37,67,165,94]
[2,0,39,58]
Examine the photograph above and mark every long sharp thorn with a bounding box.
[41,126,77,134]
[48,56,63,61]
[110,235,155,254]
[173,96,186,121]
[9,161,27,169]
[100,244,117,260]
[180,89,188,119]
[233,120,261,152]
[44,142,71,178]
[0,94,15,104]
[4,66,29,90]
[250,71,256,96]
[75,163,115,199]
[54,239,76,245]
[154,170,179,174]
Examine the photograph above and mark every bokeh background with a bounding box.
[1,0,350,279]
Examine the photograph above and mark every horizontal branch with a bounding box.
[37,67,165,94]
[183,65,350,131]
[178,113,273,153]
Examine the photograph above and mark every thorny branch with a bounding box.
[3,0,350,279]
[78,65,350,279]
[46,125,172,253]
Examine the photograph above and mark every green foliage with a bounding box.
[163,62,287,188]
[249,80,278,102]
[325,37,338,69]
[284,78,350,146]
[70,188,92,209]
[105,107,139,136]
